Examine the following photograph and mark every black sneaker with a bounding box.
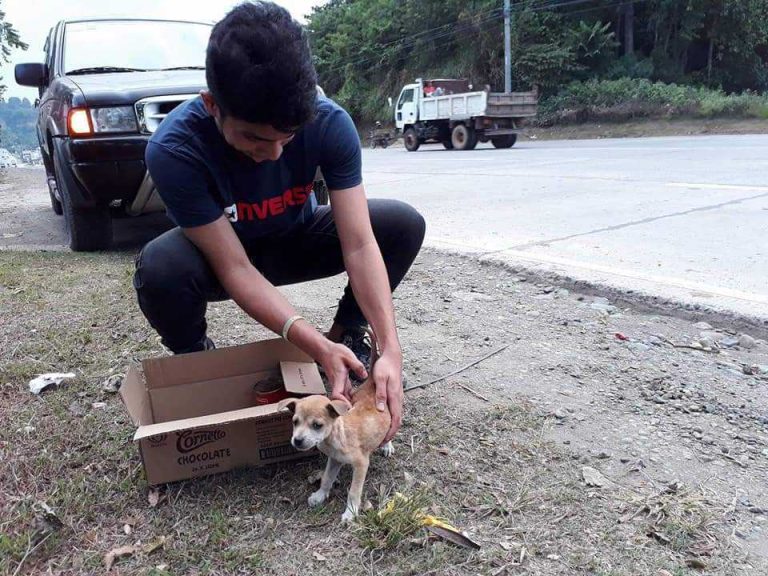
[338,328,408,387]
[173,336,216,355]
[340,327,371,384]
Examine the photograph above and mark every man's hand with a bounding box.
[372,349,403,444]
[318,340,367,406]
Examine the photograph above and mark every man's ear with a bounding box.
[200,90,219,117]
[326,400,350,418]
[278,398,298,413]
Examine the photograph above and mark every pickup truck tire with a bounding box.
[451,124,477,151]
[491,134,517,149]
[403,128,420,152]
[54,147,113,251]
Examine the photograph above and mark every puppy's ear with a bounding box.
[277,398,298,413]
[326,400,350,418]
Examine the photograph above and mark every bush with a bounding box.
[539,78,768,125]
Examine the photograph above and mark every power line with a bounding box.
[319,0,646,79]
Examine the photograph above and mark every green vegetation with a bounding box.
[307,0,768,125]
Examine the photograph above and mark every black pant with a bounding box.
[133,199,426,353]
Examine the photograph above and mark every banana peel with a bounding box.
[421,515,481,550]
[378,493,481,550]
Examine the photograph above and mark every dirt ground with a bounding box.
[1,244,767,575]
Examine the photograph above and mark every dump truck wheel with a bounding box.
[491,134,517,149]
[404,128,420,152]
[451,124,477,150]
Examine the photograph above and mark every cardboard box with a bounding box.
[119,338,325,485]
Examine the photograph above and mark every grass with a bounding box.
[0,249,751,575]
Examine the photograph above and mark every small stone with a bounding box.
[719,336,740,348]
[556,288,570,297]
[68,401,86,417]
[92,402,107,409]
[596,451,611,460]
[102,374,124,393]
[553,409,567,420]
[694,322,713,330]
[738,334,757,349]
[628,342,651,353]
[582,466,609,487]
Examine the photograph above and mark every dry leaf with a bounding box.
[313,551,328,561]
[499,541,513,551]
[148,488,161,508]
[104,545,137,570]
[143,536,167,554]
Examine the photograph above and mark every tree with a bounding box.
[0,0,28,100]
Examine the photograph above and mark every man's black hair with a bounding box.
[206,1,318,132]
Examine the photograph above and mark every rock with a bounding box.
[68,401,86,417]
[694,322,713,330]
[582,466,609,487]
[102,374,124,393]
[719,336,740,348]
[738,334,757,349]
[743,365,760,376]
[596,451,611,460]
[553,409,567,421]
[555,288,570,297]
[628,342,651,353]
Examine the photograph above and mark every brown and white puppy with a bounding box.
[278,378,394,523]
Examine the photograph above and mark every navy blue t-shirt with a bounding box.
[145,95,362,239]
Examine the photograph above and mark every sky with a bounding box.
[0,0,326,100]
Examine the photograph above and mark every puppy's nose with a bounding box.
[292,437,304,449]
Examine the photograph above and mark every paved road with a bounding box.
[1,134,766,320]
[362,135,768,321]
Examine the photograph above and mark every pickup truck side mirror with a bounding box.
[15,63,49,88]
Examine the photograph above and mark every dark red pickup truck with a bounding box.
[15,18,211,251]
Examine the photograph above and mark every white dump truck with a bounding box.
[394,78,538,151]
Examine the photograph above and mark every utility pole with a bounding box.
[504,0,512,93]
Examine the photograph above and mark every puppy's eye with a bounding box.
[292,417,299,425]
[312,422,323,430]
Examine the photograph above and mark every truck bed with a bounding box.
[420,90,538,121]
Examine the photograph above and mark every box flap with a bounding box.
[119,365,153,426]
[133,403,278,441]
[142,338,311,389]
[280,361,325,395]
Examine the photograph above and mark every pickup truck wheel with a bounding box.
[451,124,477,151]
[54,150,112,251]
[403,128,420,152]
[491,134,517,149]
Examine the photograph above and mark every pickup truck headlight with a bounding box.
[90,107,138,133]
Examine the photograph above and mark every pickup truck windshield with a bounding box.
[64,20,211,75]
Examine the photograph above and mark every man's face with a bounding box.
[200,91,296,163]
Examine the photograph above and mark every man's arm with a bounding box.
[330,183,403,443]
[182,216,367,397]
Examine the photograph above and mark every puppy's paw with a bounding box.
[341,507,357,524]
[379,441,395,457]
[308,489,328,507]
